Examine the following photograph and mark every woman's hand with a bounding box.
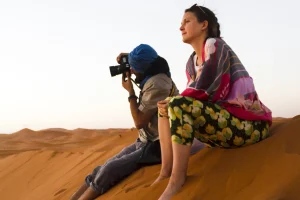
[157,99,170,118]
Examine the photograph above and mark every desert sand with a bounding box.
[0,116,300,200]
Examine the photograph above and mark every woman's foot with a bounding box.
[151,174,170,186]
[158,175,186,200]
[151,166,172,186]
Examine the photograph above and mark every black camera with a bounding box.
[109,55,130,77]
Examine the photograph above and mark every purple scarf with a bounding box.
[181,38,272,125]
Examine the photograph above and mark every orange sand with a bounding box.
[0,116,300,200]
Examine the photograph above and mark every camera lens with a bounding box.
[109,66,121,77]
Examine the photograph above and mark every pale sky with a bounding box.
[0,0,299,133]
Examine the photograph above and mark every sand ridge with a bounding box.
[0,117,300,199]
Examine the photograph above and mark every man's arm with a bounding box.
[122,72,154,129]
[128,89,154,129]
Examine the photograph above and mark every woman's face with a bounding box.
[180,12,206,44]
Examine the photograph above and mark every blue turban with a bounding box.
[128,44,158,73]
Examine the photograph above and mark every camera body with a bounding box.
[109,55,130,77]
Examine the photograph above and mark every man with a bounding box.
[70,44,179,200]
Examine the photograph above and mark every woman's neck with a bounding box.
[190,35,207,63]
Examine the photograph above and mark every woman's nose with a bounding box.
[179,24,184,31]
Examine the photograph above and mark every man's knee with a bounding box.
[93,158,129,185]
[91,161,117,194]
[92,147,142,193]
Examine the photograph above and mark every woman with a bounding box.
[153,4,272,200]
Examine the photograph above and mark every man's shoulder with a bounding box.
[143,74,172,90]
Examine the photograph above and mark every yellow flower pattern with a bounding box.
[244,122,254,136]
[220,109,230,119]
[184,96,194,102]
[214,104,222,110]
[172,135,183,144]
[220,142,230,148]
[168,107,176,121]
[193,100,203,108]
[216,131,227,142]
[261,128,269,139]
[192,106,201,118]
[194,116,206,128]
[176,126,182,135]
[233,136,244,146]
[180,104,192,113]
[205,106,218,120]
[209,135,218,141]
[218,116,227,128]
[166,96,269,148]
[205,124,216,134]
[236,122,244,130]
[250,130,261,143]
[222,127,233,140]
[173,106,182,122]
[182,124,193,137]
[183,114,193,125]
[205,106,214,115]
[231,117,239,126]
[231,117,244,130]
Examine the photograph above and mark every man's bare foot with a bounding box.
[151,174,170,186]
[158,176,186,200]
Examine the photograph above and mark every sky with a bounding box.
[0,0,299,133]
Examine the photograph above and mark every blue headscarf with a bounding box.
[128,44,158,73]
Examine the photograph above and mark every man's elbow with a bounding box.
[134,124,145,129]
[134,125,142,129]
[134,121,148,129]
[133,112,151,129]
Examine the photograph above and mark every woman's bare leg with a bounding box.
[152,117,173,185]
[158,143,191,200]
[78,187,99,200]
[70,183,89,200]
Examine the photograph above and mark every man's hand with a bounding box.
[116,53,129,64]
[157,99,170,117]
[122,72,134,94]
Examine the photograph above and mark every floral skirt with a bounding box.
[165,96,269,148]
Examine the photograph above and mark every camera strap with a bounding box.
[130,78,141,89]
[168,81,176,97]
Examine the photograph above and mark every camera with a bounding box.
[109,55,130,77]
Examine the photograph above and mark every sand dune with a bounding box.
[0,117,300,200]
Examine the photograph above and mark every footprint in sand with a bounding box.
[54,188,67,196]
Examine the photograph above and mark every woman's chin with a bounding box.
[182,38,191,44]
